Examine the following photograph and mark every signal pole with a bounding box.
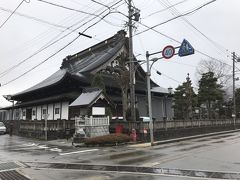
[128,0,136,121]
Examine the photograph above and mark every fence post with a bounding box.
[90,116,93,126]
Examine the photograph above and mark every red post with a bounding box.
[131,128,137,142]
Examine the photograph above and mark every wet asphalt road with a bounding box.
[0,131,240,179]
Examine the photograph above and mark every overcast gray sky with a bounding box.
[0,0,237,106]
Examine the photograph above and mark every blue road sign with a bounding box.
[178,39,194,57]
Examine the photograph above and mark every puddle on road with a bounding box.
[152,143,190,150]
[109,151,146,160]
[177,144,209,152]
[76,160,91,164]
[118,154,165,165]
[194,139,210,142]
[212,140,225,144]
[210,135,232,140]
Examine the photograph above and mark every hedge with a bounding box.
[84,133,131,146]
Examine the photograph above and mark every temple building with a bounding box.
[0,30,173,138]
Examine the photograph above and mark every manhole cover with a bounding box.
[0,170,30,180]
[0,162,22,171]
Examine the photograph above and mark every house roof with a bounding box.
[11,31,127,98]
[69,90,103,107]
[13,69,68,97]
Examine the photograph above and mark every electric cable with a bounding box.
[0,0,29,30]
[136,22,233,69]
[0,0,123,78]
[1,33,81,87]
[0,6,72,30]
[135,0,217,36]
[159,0,228,57]
[0,1,123,86]
[142,0,189,19]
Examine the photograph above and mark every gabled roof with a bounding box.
[61,30,127,74]
[12,31,127,98]
[69,89,107,107]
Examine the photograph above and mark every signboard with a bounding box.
[178,39,194,57]
[92,107,105,115]
[162,45,175,59]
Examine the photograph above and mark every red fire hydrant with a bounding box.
[131,129,137,142]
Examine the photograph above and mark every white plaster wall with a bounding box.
[37,106,41,120]
[54,103,60,120]
[22,108,26,120]
[19,108,22,120]
[61,102,69,120]
[48,104,54,120]
[32,106,37,120]
[41,104,47,119]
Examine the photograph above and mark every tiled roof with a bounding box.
[13,69,67,96]
[12,31,127,97]
[11,30,169,99]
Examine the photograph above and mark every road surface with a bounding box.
[0,131,240,179]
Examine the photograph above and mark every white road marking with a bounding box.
[50,148,62,152]
[37,145,49,149]
[59,149,99,156]
[23,143,39,147]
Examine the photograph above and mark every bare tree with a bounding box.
[196,59,232,88]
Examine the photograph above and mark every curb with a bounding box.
[128,128,240,148]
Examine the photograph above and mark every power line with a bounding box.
[1,33,81,87]
[142,0,189,19]
[0,1,123,86]
[136,22,233,68]
[0,0,123,78]
[35,0,98,16]
[0,6,71,30]
[35,0,124,27]
[159,0,228,57]
[152,67,199,90]
[0,0,29,30]
[136,0,217,36]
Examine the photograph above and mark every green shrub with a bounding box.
[84,134,131,146]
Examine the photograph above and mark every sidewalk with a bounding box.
[128,128,240,148]
[46,138,74,147]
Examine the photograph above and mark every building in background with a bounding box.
[0,30,173,138]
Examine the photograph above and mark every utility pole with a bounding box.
[128,0,136,121]
[146,51,154,146]
[232,52,236,127]
[186,73,192,120]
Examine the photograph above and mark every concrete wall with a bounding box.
[54,103,61,120]
[32,106,37,120]
[48,104,54,120]
[62,102,69,120]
